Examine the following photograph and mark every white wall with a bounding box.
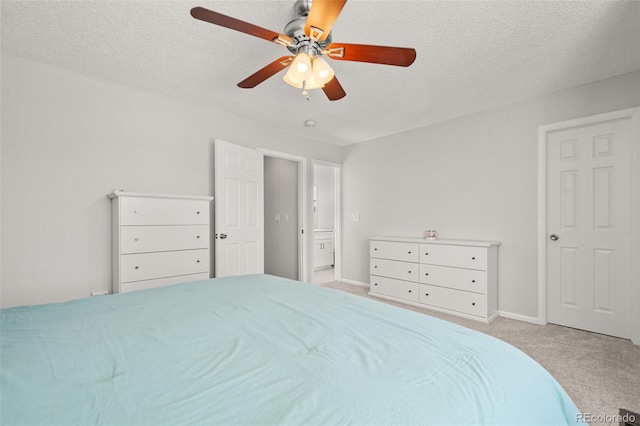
[0,55,341,308]
[314,164,336,230]
[3,53,638,318]
[341,70,640,319]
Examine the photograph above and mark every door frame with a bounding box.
[312,160,342,282]
[537,107,640,344]
[258,148,308,282]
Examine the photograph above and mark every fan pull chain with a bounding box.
[301,80,311,101]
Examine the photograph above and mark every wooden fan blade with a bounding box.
[322,76,346,101]
[304,0,347,41]
[238,56,294,88]
[326,43,416,67]
[191,7,292,46]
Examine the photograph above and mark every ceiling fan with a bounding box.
[190,0,417,101]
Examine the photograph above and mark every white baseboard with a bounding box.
[339,278,370,288]
[498,310,543,325]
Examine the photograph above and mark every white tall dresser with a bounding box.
[109,190,213,294]
[369,236,500,323]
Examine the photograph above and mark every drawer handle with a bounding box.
[472,280,476,283]
[408,251,412,254]
[134,238,139,242]
[425,293,429,296]
[196,260,200,263]
[135,266,139,270]
[408,270,412,274]
[374,265,378,268]
[425,273,429,276]
[374,283,378,286]
[196,235,200,239]
[408,290,412,293]
[471,257,476,260]
[197,211,201,214]
[374,248,378,251]
[472,302,476,306]
[425,252,429,256]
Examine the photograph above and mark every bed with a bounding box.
[1,274,579,425]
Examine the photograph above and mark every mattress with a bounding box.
[1,274,580,425]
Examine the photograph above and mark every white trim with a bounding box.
[258,149,308,283]
[312,160,342,283]
[631,109,640,345]
[498,310,543,325]
[339,278,369,288]
[537,107,640,344]
[537,124,548,326]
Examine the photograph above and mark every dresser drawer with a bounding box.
[370,240,419,263]
[370,276,419,302]
[120,197,209,225]
[119,272,209,293]
[419,284,486,317]
[120,249,209,283]
[370,258,418,282]
[419,264,486,294]
[121,225,209,254]
[419,244,487,270]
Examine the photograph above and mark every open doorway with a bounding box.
[313,162,340,284]
[262,151,307,281]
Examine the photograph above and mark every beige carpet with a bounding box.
[320,281,640,424]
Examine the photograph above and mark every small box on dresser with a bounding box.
[108,190,214,294]
[369,236,500,323]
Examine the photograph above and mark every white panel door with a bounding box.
[546,117,632,338]
[214,140,264,277]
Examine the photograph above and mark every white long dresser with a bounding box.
[109,190,213,294]
[369,236,500,323]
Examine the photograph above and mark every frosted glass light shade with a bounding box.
[312,57,334,85]
[283,52,312,85]
[283,70,324,90]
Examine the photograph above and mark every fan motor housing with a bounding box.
[284,1,332,55]
[294,0,312,16]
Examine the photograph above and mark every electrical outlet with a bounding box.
[91,291,108,297]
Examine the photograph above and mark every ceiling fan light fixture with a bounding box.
[284,71,324,90]
[283,52,328,93]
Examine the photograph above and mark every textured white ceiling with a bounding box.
[2,0,639,147]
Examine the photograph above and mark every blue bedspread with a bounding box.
[1,274,579,425]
